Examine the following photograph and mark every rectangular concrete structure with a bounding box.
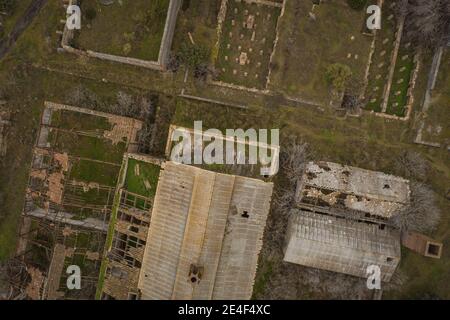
[138,161,274,300]
[284,210,401,282]
[401,231,443,259]
[298,162,410,219]
[61,0,182,70]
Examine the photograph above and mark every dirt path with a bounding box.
[0,0,48,60]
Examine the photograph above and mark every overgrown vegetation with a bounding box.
[270,0,372,104]
[390,151,441,233]
[0,0,15,13]
[0,0,448,300]
[391,182,441,233]
[178,43,209,68]
[125,159,160,198]
[398,0,450,49]
[326,63,352,92]
[74,0,170,61]
[347,0,368,10]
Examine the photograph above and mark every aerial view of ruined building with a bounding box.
[98,160,274,300]
[285,211,401,281]
[138,161,273,300]
[284,162,411,281]
[401,231,443,259]
[0,0,448,304]
[14,102,144,300]
[296,161,411,222]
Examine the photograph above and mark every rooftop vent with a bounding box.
[188,264,204,284]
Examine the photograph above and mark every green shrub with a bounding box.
[0,0,16,13]
[178,43,209,68]
[85,7,97,21]
[347,0,368,10]
[326,63,353,92]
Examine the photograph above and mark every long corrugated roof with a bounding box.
[138,161,273,299]
[284,210,401,281]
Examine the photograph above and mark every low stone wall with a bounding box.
[381,12,405,113]
[210,79,270,94]
[158,0,182,68]
[179,93,248,110]
[86,50,162,70]
[125,153,164,166]
[403,53,421,120]
[414,46,447,149]
[266,0,286,90]
[0,111,10,157]
[60,0,181,71]
[213,0,229,63]
[361,0,382,102]
[247,0,283,8]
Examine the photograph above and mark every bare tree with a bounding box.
[116,91,135,114]
[258,139,310,257]
[260,255,373,299]
[401,0,450,50]
[66,86,102,110]
[166,53,181,73]
[256,140,311,300]
[193,63,209,81]
[280,138,310,186]
[394,150,429,181]
[390,182,441,233]
[0,0,16,14]
[341,94,362,113]
[384,268,409,291]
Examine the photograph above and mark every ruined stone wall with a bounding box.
[158,0,182,69]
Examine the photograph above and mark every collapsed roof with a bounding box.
[298,161,411,219]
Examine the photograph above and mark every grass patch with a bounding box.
[74,0,170,61]
[95,160,128,299]
[69,159,120,187]
[0,213,21,260]
[252,259,274,299]
[364,2,397,112]
[51,130,126,164]
[173,97,280,132]
[421,48,450,145]
[270,0,372,103]
[51,109,112,132]
[124,159,160,198]
[0,0,33,39]
[215,1,281,89]
[64,185,112,207]
[385,39,415,117]
[172,0,219,57]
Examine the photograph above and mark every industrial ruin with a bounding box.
[99,160,274,300]
[138,161,273,300]
[10,102,143,300]
[284,161,411,281]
